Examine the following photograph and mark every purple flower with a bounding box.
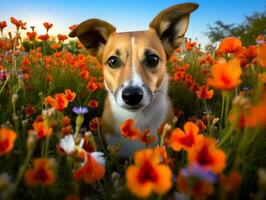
[180,164,217,183]
[72,106,88,115]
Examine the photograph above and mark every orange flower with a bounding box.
[257,43,266,67]
[73,152,105,184]
[120,119,141,140]
[168,122,202,151]
[0,21,7,31]
[185,41,197,51]
[87,99,99,108]
[207,59,242,90]
[217,37,242,54]
[46,94,68,111]
[50,43,60,50]
[80,70,90,80]
[65,89,76,102]
[126,149,172,198]
[43,22,53,32]
[25,158,55,186]
[38,34,49,41]
[26,31,37,41]
[62,116,71,126]
[89,117,100,131]
[10,17,26,30]
[220,171,242,195]
[196,85,214,99]
[0,128,17,156]
[245,96,266,127]
[32,121,52,139]
[86,81,98,92]
[57,34,68,42]
[139,130,156,145]
[188,137,226,174]
[45,74,53,82]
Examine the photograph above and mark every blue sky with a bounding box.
[1,0,265,46]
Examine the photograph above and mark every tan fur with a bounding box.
[69,3,198,156]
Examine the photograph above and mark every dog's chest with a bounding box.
[105,94,168,157]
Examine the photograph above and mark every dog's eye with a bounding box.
[144,54,159,68]
[107,56,121,68]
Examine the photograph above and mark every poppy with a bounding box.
[0,128,17,156]
[65,89,76,102]
[25,158,55,186]
[120,119,141,140]
[32,121,52,139]
[207,59,242,90]
[188,137,226,174]
[87,99,99,108]
[73,151,105,184]
[43,22,53,32]
[168,122,202,151]
[217,37,242,54]
[126,149,172,198]
[196,85,214,99]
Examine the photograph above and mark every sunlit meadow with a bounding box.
[0,16,266,200]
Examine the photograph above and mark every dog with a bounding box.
[69,3,198,157]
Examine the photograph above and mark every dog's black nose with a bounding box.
[122,86,143,106]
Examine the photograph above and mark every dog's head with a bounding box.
[69,3,198,111]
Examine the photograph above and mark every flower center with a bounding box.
[35,168,49,182]
[179,131,195,147]
[196,145,214,166]
[137,160,159,183]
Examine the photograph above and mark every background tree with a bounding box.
[205,9,266,46]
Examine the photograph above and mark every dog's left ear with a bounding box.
[149,3,199,57]
[69,19,116,60]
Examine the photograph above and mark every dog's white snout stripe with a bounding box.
[130,36,143,87]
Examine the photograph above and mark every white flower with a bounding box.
[59,134,75,154]
[91,152,105,166]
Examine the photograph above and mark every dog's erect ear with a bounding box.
[69,19,116,59]
[149,3,198,57]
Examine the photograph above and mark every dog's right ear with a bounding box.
[69,19,116,59]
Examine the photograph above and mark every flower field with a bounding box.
[0,18,266,200]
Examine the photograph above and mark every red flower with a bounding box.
[86,81,98,92]
[10,17,26,30]
[57,34,68,42]
[0,21,7,31]
[26,31,37,41]
[38,34,49,41]
[43,22,53,32]
[73,151,105,184]
[89,117,100,131]
[32,121,53,139]
[64,89,76,102]
[188,137,226,174]
[25,158,55,186]
[87,99,99,108]
[139,130,156,145]
[120,119,141,140]
[196,85,214,99]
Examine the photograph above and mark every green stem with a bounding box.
[14,146,34,193]
[220,91,226,130]
[82,91,92,106]
[203,100,211,135]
